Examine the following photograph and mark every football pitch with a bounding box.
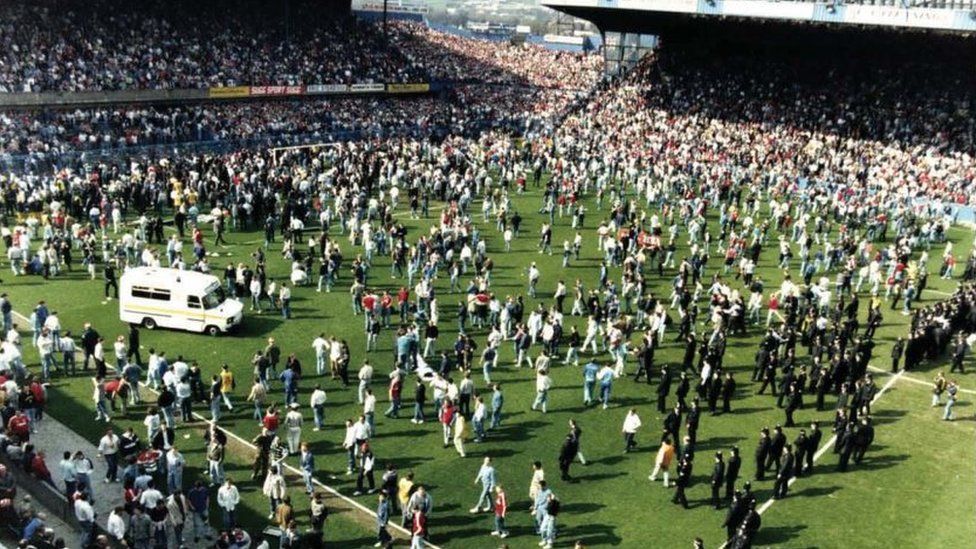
[6,183,976,548]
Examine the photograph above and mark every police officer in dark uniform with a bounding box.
[725,446,741,501]
[754,428,770,481]
[672,456,692,509]
[710,452,725,509]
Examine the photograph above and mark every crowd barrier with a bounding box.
[0,451,76,529]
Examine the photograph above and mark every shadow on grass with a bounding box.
[858,453,910,471]
[559,522,622,546]
[791,485,842,498]
[727,406,774,414]
[699,436,745,450]
[496,420,547,442]
[236,315,284,337]
[870,409,908,425]
[754,524,808,545]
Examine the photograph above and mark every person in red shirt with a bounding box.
[411,507,427,546]
[362,293,377,316]
[386,373,403,419]
[262,405,280,434]
[104,377,130,414]
[439,399,457,448]
[397,287,410,323]
[31,451,56,489]
[491,485,509,538]
[7,410,30,442]
[379,292,394,327]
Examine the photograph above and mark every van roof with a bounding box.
[120,266,219,288]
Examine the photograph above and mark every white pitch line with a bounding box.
[867,365,976,395]
[11,310,437,548]
[925,289,954,296]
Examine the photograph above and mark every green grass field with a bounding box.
[5,184,975,548]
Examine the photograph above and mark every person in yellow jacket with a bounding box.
[219,365,235,411]
[397,471,415,527]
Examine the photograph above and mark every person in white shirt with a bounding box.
[106,506,126,542]
[140,480,164,510]
[527,263,540,298]
[93,338,106,375]
[43,312,61,348]
[342,419,358,475]
[622,408,643,452]
[97,428,120,483]
[309,385,327,431]
[166,447,186,493]
[147,350,160,389]
[73,452,94,498]
[113,336,127,370]
[284,403,303,455]
[279,284,292,319]
[249,278,263,313]
[363,388,377,437]
[357,361,374,404]
[36,330,55,381]
[217,479,241,530]
[74,494,96,548]
[144,409,162,442]
[311,333,329,376]
[172,357,189,381]
[176,377,193,422]
[531,370,553,414]
[328,336,342,379]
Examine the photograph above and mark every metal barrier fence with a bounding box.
[0,452,75,527]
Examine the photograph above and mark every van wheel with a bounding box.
[142,318,157,330]
[205,325,220,337]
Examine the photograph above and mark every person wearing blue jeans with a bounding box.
[490,385,504,429]
[943,382,958,420]
[93,377,111,421]
[531,371,552,414]
[187,481,214,543]
[280,284,291,319]
[311,385,327,430]
[470,457,496,513]
[540,493,559,548]
[300,443,315,494]
[166,447,185,493]
[582,362,598,406]
[411,380,426,424]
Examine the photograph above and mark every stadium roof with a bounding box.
[543,0,976,35]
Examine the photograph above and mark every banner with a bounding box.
[249,85,305,96]
[307,84,350,94]
[208,86,250,99]
[349,83,386,93]
[387,83,431,94]
[840,5,955,29]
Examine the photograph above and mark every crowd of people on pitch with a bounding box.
[1,25,975,549]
